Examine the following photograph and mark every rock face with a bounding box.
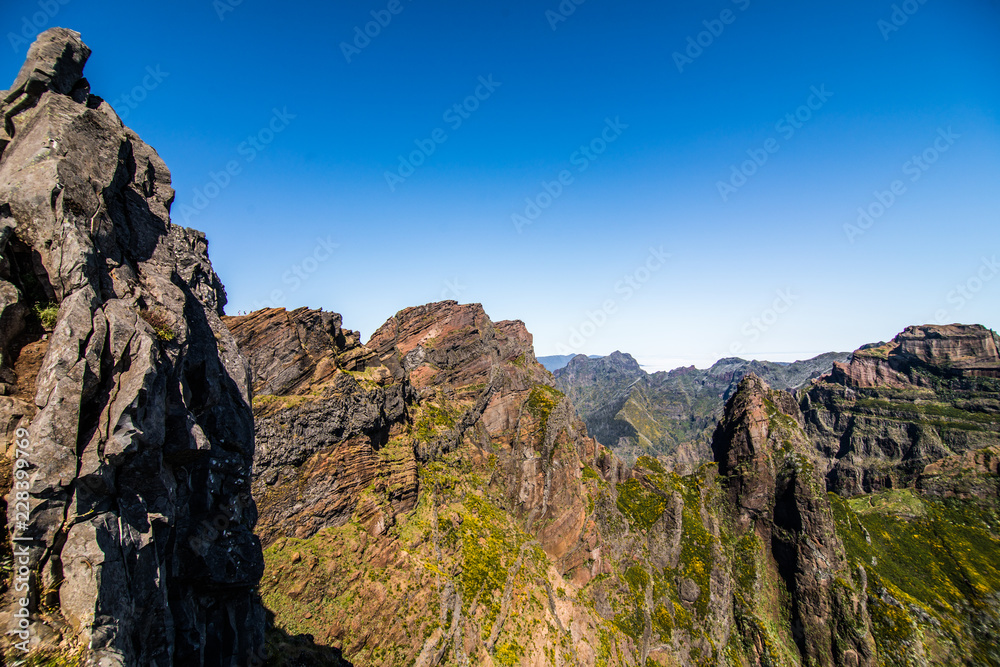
[224,306,411,544]
[0,29,263,665]
[232,302,626,664]
[713,375,876,667]
[553,351,850,470]
[829,324,1000,389]
[803,324,1000,495]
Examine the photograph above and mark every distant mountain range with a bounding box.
[537,353,601,372]
[552,350,851,469]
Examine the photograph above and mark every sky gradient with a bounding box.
[3,0,998,370]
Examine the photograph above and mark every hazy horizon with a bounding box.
[3,0,997,369]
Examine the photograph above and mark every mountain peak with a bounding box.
[8,27,89,97]
[831,323,1000,388]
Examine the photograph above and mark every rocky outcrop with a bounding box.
[234,302,867,667]
[233,302,631,664]
[829,324,1000,389]
[232,301,1000,666]
[553,351,849,471]
[803,325,1000,495]
[713,375,876,667]
[0,29,263,665]
[224,306,411,544]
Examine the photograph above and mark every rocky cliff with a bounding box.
[797,326,1000,665]
[712,375,876,667]
[802,324,1000,495]
[0,29,264,665]
[553,351,849,471]
[233,304,983,667]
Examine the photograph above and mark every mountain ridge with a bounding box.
[552,349,851,470]
[0,27,997,667]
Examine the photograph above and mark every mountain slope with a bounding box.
[227,305,1000,667]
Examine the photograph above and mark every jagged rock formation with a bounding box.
[230,303,920,667]
[553,351,849,471]
[0,29,264,665]
[4,26,996,667]
[224,306,411,544]
[802,324,1000,495]
[713,375,876,666]
[231,302,629,665]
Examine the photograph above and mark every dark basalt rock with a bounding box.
[0,28,263,665]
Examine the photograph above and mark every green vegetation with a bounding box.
[676,478,714,618]
[615,478,667,531]
[413,400,459,443]
[635,455,666,475]
[138,307,176,342]
[32,302,59,329]
[613,564,649,639]
[525,384,563,434]
[460,493,526,628]
[493,640,524,666]
[831,490,1000,665]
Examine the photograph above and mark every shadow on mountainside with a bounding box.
[263,609,354,667]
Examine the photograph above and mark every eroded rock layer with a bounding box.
[804,324,1000,495]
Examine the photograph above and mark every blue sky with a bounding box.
[3,0,998,370]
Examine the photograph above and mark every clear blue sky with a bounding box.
[3,0,998,370]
